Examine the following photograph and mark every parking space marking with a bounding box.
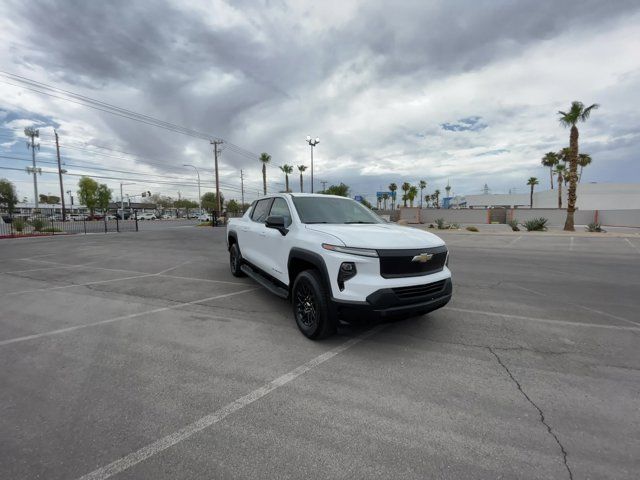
[624,238,640,254]
[4,273,159,297]
[155,259,193,275]
[75,325,384,480]
[506,236,522,247]
[445,307,640,331]
[511,283,640,327]
[0,288,257,346]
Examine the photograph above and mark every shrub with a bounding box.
[435,218,446,229]
[13,218,25,232]
[586,222,605,233]
[508,219,520,232]
[197,221,213,227]
[450,223,460,229]
[523,217,548,232]
[466,226,479,232]
[428,223,435,228]
[30,218,45,232]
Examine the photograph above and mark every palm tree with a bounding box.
[424,194,431,208]
[541,152,559,189]
[259,152,271,195]
[296,165,307,192]
[526,177,539,208]
[408,185,418,207]
[382,192,389,210]
[280,164,293,192]
[434,189,441,208]
[554,164,567,208]
[558,101,599,231]
[388,183,397,210]
[577,153,592,182]
[401,182,411,207]
[419,180,427,208]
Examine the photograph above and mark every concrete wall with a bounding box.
[396,207,640,227]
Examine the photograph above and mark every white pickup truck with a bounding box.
[226,193,452,339]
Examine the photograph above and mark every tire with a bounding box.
[292,269,336,339]
[229,243,246,277]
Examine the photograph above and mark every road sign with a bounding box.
[376,191,393,199]
[354,195,363,202]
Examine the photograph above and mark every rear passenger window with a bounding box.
[269,198,292,227]
[251,199,272,223]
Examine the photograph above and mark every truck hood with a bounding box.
[305,223,445,249]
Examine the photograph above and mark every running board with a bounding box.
[241,264,289,299]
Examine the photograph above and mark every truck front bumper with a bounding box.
[332,277,452,320]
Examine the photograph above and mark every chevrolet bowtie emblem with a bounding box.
[411,253,433,263]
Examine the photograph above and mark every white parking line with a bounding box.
[155,259,193,275]
[624,238,640,254]
[506,236,522,247]
[510,284,640,327]
[75,325,383,480]
[0,288,257,346]
[444,306,640,331]
[4,273,158,297]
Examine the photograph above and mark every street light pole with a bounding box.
[306,136,320,193]
[183,164,201,208]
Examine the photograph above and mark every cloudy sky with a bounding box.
[1,0,639,205]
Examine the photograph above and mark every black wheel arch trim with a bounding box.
[288,248,333,296]
[227,230,238,250]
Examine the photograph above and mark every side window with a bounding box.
[251,199,273,223]
[269,198,292,227]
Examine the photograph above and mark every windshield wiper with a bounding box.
[344,221,375,224]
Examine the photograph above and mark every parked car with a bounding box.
[198,213,212,222]
[105,214,116,220]
[226,193,452,339]
[137,212,157,220]
[188,212,200,219]
[114,212,131,220]
[70,214,88,221]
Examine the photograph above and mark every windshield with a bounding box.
[292,196,383,224]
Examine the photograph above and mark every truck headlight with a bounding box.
[322,244,378,258]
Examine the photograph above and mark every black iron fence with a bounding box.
[1,213,138,238]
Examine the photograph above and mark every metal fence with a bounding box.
[1,213,139,238]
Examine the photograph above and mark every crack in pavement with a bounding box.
[488,347,574,480]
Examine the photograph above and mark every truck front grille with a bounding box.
[392,279,447,299]
[378,246,447,278]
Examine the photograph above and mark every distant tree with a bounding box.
[201,192,224,212]
[259,152,271,195]
[408,185,418,207]
[541,152,559,190]
[297,165,307,192]
[388,183,397,210]
[578,153,592,182]
[324,183,350,197]
[0,178,18,214]
[526,177,539,208]
[359,198,373,209]
[554,164,567,208]
[174,199,198,216]
[77,176,99,216]
[96,184,112,214]
[558,100,599,231]
[382,192,389,210]
[433,189,441,209]
[280,164,294,192]
[39,194,60,204]
[419,180,427,208]
[401,182,411,207]
[226,199,241,215]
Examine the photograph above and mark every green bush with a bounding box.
[586,222,605,233]
[466,226,479,232]
[30,218,45,232]
[435,218,446,229]
[197,221,213,227]
[13,218,25,232]
[523,217,548,231]
[508,219,520,232]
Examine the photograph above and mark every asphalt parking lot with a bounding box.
[1,227,639,479]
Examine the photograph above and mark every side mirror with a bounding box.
[265,215,288,235]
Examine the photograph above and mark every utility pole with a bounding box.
[211,140,223,213]
[240,169,245,210]
[54,130,67,221]
[320,180,327,193]
[24,127,40,208]
[306,136,320,193]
